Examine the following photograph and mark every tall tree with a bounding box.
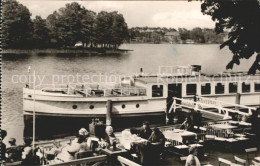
[190,27,205,43]
[32,16,50,48]
[111,12,128,49]
[93,11,113,48]
[46,2,96,48]
[2,0,33,49]
[201,0,260,74]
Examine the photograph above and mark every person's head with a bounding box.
[53,140,60,147]
[189,146,198,156]
[24,137,32,147]
[106,126,114,136]
[78,128,89,138]
[142,121,150,130]
[1,130,7,140]
[8,138,16,146]
[77,135,85,144]
[153,127,161,136]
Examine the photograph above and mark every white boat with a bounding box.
[23,65,260,138]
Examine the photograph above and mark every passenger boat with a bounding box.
[23,65,260,139]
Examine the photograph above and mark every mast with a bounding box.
[33,70,36,149]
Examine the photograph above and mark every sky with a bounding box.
[18,0,215,29]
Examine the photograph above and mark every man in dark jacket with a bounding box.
[138,121,152,140]
[146,128,165,165]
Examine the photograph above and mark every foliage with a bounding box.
[129,27,225,44]
[201,0,260,74]
[32,16,51,48]
[2,0,128,49]
[2,0,33,49]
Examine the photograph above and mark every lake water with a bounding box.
[1,44,255,145]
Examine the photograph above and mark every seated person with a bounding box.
[6,138,22,162]
[185,146,201,166]
[181,117,194,132]
[140,128,165,165]
[67,135,85,160]
[138,121,152,140]
[71,128,90,144]
[45,141,63,162]
[104,126,118,147]
[147,128,165,147]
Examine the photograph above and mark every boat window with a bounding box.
[72,105,77,109]
[229,82,238,93]
[152,85,163,97]
[122,104,126,109]
[242,82,250,93]
[89,105,94,110]
[201,83,211,95]
[136,104,140,108]
[255,83,260,92]
[186,84,197,96]
[215,83,224,94]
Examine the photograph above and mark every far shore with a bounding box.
[2,48,133,54]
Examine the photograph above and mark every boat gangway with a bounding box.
[168,96,257,120]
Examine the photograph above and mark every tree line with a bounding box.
[2,0,128,49]
[128,27,226,44]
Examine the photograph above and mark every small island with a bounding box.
[2,0,227,54]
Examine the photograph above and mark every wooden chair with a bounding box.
[218,157,232,166]
[234,156,246,166]
[245,148,258,164]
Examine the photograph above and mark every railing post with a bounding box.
[218,104,222,114]
[173,98,176,113]
[248,108,252,115]
[106,100,113,126]
[194,102,199,111]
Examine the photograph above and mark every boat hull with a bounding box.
[23,113,166,140]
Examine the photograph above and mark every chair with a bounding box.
[218,157,232,166]
[245,148,258,164]
[234,156,246,166]
[74,151,93,159]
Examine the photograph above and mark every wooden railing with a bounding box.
[49,155,107,166]
[169,97,254,118]
[117,156,141,166]
[196,96,256,115]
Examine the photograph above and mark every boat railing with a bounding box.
[170,97,252,118]
[33,83,147,97]
[196,96,256,115]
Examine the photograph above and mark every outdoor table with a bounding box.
[211,124,237,137]
[211,124,237,130]
[119,136,147,150]
[101,147,127,165]
[163,129,197,143]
